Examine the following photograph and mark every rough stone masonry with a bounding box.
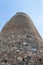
[0,12,43,65]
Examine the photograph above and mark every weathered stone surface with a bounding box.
[0,12,43,65]
[2,12,41,39]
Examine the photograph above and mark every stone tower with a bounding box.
[2,12,41,38]
[0,12,43,65]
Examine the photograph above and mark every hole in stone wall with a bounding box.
[39,58,42,62]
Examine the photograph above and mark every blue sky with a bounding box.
[0,0,43,38]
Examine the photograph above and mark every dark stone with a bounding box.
[1,59,7,63]
[25,44,28,46]
[26,56,31,61]
[23,58,25,62]
[18,61,25,65]
[4,59,7,63]
[39,58,42,62]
